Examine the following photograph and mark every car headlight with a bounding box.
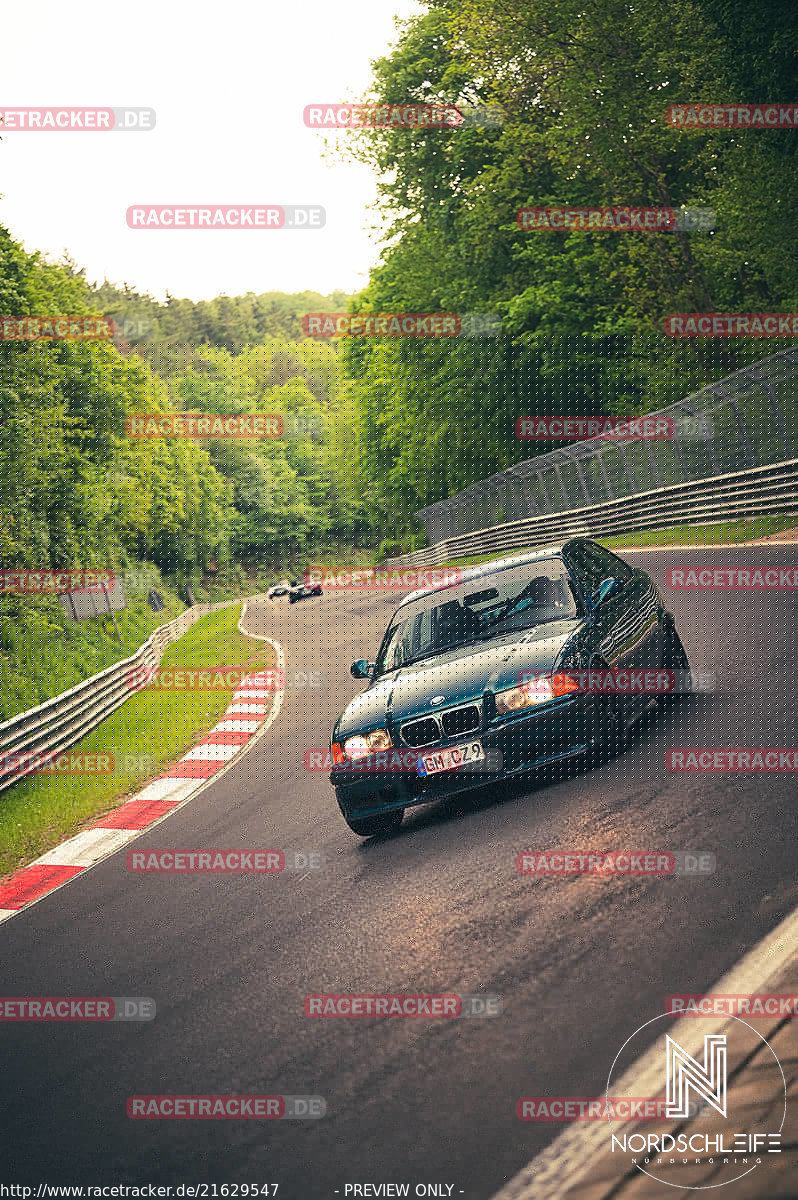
[340,729,393,761]
[494,672,579,716]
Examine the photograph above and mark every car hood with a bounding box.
[335,619,584,737]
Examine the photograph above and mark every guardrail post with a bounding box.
[551,463,571,509]
[538,470,554,513]
[683,400,721,476]
[572,457,592,505]
[721,392,756,467]
[614,440,637,494]
[745,368,793,459]
[643,439,663,491]
[594,448,614,500]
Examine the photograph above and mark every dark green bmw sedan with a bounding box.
[330,539,690,837]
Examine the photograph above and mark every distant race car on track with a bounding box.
[267,581,291,599]
[329,538,691,837]
[288,580,323,603]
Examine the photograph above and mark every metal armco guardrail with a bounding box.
[414,349,798,545]
[383,458,798,569]
[0,598,245,794]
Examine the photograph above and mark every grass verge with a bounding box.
[0,603,276,879]
[602,515,798,548]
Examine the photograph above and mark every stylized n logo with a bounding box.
[666,1034,727,1118]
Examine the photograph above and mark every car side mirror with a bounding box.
[351,660,374,679]
[592,577,621,607]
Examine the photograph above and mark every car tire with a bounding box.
[663,617,691,698]
[587,658,629,763]
[289,595,296,604]
[339,804,404,838]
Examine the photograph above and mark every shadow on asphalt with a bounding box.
[355,692,714,852]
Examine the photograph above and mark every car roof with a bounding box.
[395,539,589,609]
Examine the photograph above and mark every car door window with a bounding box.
[581,545,634,594]
[380,620,413,672]
[430,599,482,651]
[590,543,634,583]
[568,545,607,594]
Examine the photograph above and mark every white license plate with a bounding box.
[418,741,485,776]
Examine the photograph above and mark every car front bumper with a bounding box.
[332,695,601,820]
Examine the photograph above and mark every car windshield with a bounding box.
[374,560,582,674]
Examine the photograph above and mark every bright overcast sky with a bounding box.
[0,0,423,301]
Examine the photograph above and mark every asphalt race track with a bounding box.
[1,547,796,1198]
